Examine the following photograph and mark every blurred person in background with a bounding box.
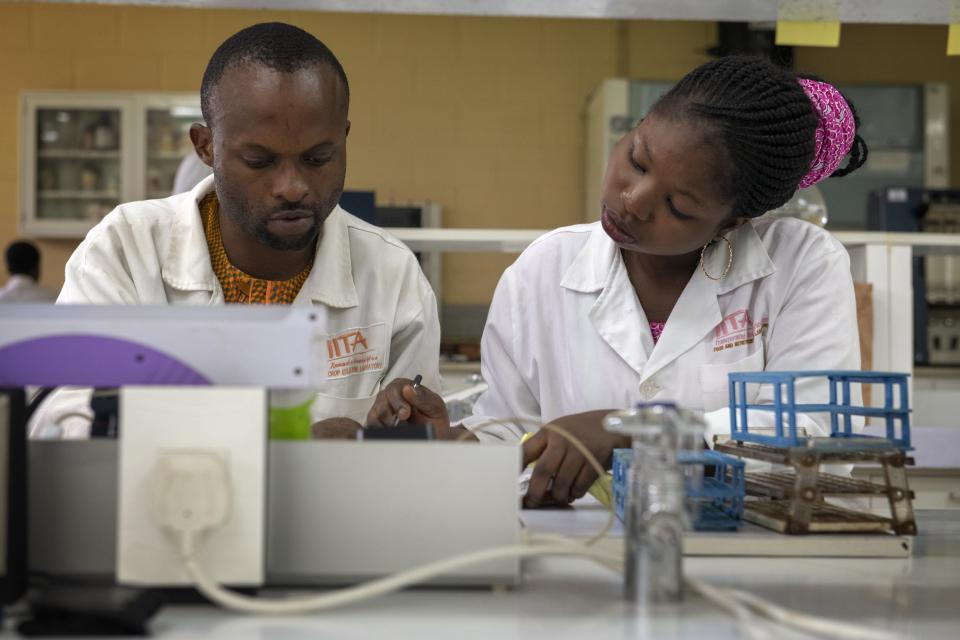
[0,240,56,303]
[171,151,212,195]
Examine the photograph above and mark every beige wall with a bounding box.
[625,20,718,78]
[0,3,716,304]
[0,5,957,307]
[795,23,960,187]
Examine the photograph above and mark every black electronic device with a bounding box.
[868,187,960,366]
[339,190,376,222]
[707,22,794,68]
[89,388,120,438]
[359,423,436,440]
[0,388,27,607]
[17,586,163,637]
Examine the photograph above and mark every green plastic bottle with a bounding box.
[269,389,316,440]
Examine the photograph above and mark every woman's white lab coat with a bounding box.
[468,215,861,444]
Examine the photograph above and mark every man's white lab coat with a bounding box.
[37,176,440,437]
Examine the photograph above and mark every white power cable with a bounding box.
[180,526,897,639]
[54,411,94,425]
[154,430,902,639]
[179,533,620,615]
[157,438,621,615]
[522,535,897,640]
[716,583,901,640]
[685,577,776,640]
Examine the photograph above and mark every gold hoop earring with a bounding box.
[700,234,733,281]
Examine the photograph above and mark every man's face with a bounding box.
[194,62,350,251]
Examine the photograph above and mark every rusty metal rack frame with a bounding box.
[743,500,895,534]
[714,438,916,535]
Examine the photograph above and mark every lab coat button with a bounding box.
[639,380,660,400]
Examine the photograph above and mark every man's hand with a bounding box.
[521,410,627,508]
[311,417,363,439]
[366,378,456,440]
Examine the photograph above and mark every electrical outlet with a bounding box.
[117,386,267,586]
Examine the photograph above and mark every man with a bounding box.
[44,22,440,437]
[0,240,56,303]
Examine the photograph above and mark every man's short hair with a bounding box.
[6,241,40,276]
[200,22,349,125]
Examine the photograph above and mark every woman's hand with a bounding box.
[521,410,628,508]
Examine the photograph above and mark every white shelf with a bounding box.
[389,228,545,252]
[833,231,960,249]
[147,152,190,160]
[37,190,119,200]
[38,149,120,159]
[388,227,960,254]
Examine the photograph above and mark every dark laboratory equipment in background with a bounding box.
[868,187,960,367]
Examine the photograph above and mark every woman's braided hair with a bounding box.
[652,56,868,219]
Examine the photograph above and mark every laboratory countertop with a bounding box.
[64,509,960,640]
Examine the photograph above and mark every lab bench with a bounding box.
[13,509,956,640]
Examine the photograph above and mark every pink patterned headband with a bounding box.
[798,78,856,189]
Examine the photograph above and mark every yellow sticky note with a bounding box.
[775,20,841,47]
[948,24,960,55]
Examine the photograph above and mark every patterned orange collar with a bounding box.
[199,193,313,304]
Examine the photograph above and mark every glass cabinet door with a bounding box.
[20,92,199,237]
[34,107,122,224]
[145,104,202,199]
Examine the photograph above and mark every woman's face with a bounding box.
[599,113,737,256]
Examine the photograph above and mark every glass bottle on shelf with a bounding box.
[79,164,102,191]
[145,105,202,198]
[32,106,122,225]
[82,124,97,150]
[37,110,73,150]
[158,124,176,154]
[94,112,118,150]
[39,167,57,191]
[768,184,828,227]
[103,169,119,195]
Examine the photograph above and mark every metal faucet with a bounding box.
[604,403,705,604]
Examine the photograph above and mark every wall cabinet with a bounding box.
[21,92,202,238]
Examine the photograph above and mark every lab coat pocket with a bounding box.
[698,348,765,413]
[311,390,379,425]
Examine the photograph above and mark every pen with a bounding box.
[393,374,422,426]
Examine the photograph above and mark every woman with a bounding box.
[369,56,869,507]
